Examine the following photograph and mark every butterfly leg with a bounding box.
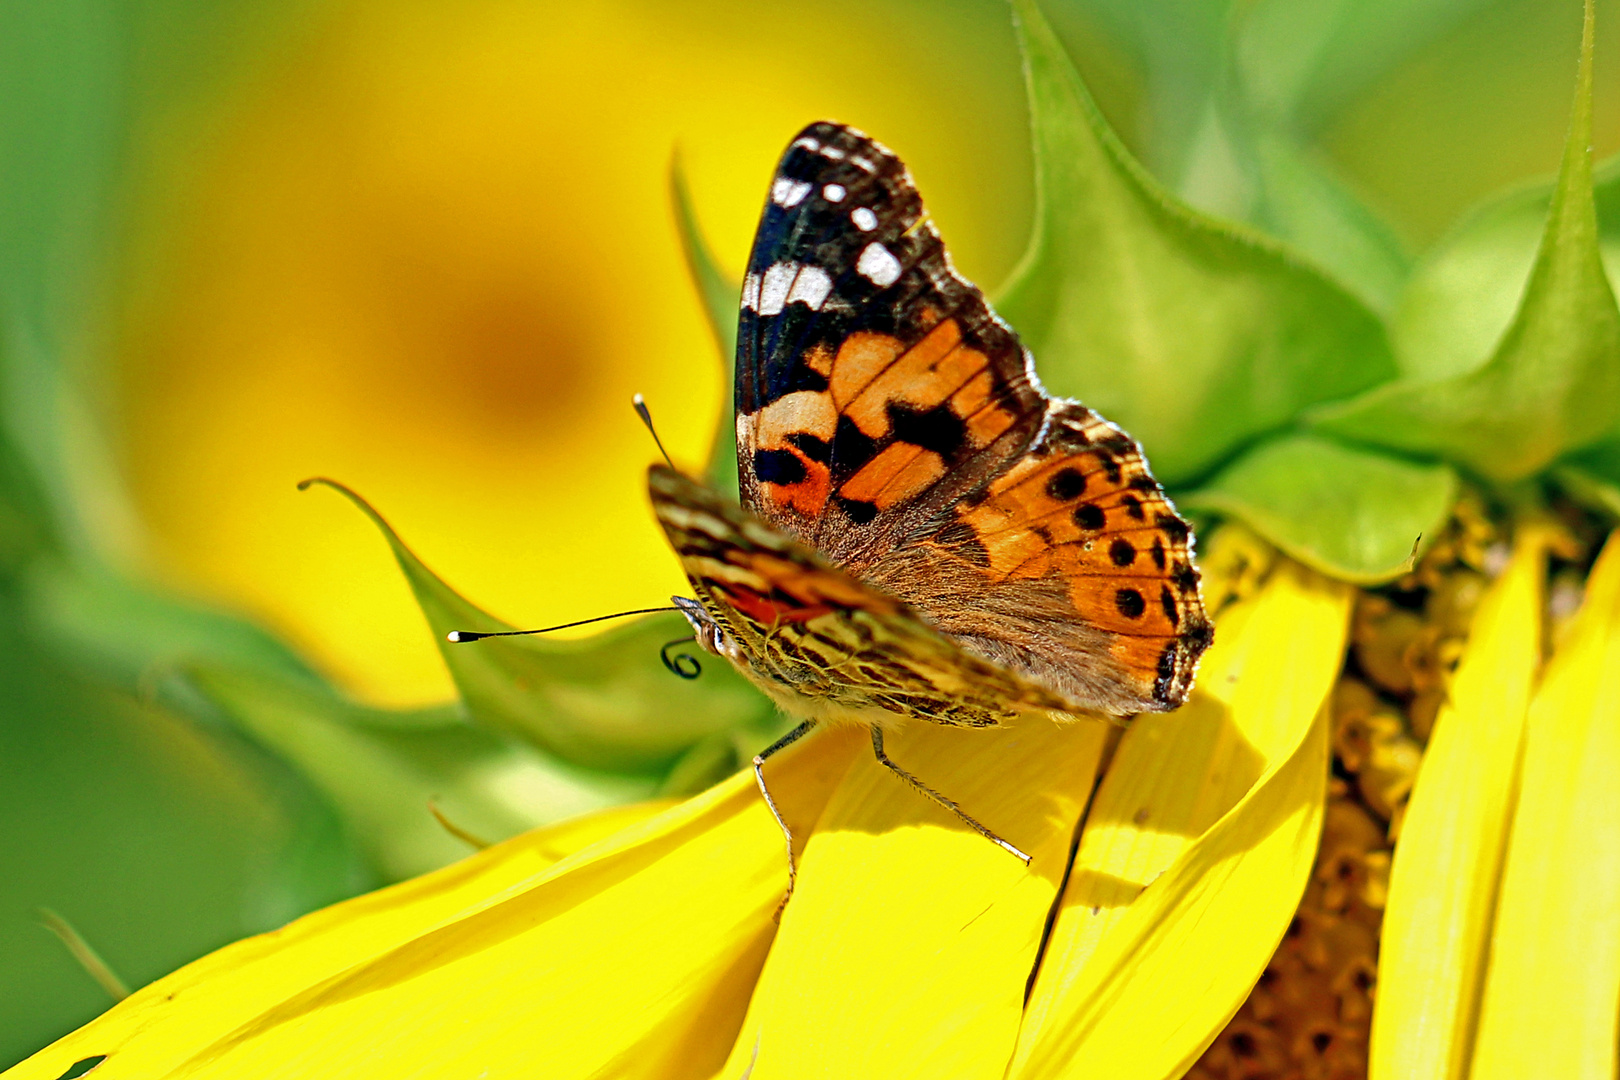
[754,718,818,913]
[868,725,1032,865]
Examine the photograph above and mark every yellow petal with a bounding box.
[1470,530,1620,1080]
[7,728,863,1080]
[715,713,1109,1079]
[1012,557,1352,1077]
[1368,528,1545,1080]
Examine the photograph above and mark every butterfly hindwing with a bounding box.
[861,403,1211,714]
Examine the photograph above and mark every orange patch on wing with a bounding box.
[829,332,907,412]
[952,370,1018,448]
[804,341,835,377]
[1108,634,1176,689]
[844,332,990,437]
[764,459,831,517]
[969,524,1053,580]
[838,443,947,509]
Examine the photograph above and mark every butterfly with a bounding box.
[649,121,1211,892]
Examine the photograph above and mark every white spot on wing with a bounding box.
[823,183,846,202]
[822,146,846,160]
[741,272,762,311]
[791,136,821,152]
[856,243,902,287]
[786,265,833,310]
[771,177,811,208]
[757,263,796,315]
[851,207,878,231]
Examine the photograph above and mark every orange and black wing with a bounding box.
[863,402,1213,714]
[734,122,1048,568]
[732,122,1210,716]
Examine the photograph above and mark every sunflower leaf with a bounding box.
[1179,432,1457,583]
[997,0,1396,488]
[1311,0,1620,480]
[299,478,775,775]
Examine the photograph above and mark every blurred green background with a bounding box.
[2,0,1616,1067]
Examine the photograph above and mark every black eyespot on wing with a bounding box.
[1115,588,1146,619]
[1109,538,1136,566]
[1151,537,1167,569]
[1128,475,1158,492]
[1046,467,1087,501]
[838,497,880,525]
[1073,503,1106,530]
[1121,494,1145,521]
[1161,586,1179,627]
[1097,455,1123,484]
[1173,561,1199,592]
[754,448,807,486]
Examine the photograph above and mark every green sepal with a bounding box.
[1310,0,1620,481]
[300,478,775,775]
[1180,433,1458,583]
[997,0,1396,488]
[670,152,741,501]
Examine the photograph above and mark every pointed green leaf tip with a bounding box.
[670,152,741,500]
[298,478,774,775]
[997,0,1396,488]
[1182,434,1457,583]
[1312,0,1620,481]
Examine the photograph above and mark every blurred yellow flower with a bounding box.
[112,0,1032,707]
[6,536,1353,1079]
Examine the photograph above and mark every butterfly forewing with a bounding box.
[735,122,1049,567]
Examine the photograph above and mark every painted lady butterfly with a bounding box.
[650,122,1211,885]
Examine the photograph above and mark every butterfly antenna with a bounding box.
[446,606,679,643]
[632,393,677,471]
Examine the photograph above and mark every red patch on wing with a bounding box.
[713,582,834,626]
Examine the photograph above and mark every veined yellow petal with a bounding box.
[1011,558,1351,1078]
[8,727,863,1080]
[1367,529,1545,1080]
[716,712,1108,1079]
[1470,531,1620,1080]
